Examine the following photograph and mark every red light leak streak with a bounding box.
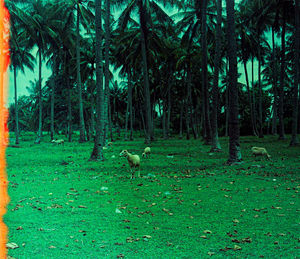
[0,0,10,257]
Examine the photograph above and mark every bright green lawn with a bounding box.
[4,134,300,258]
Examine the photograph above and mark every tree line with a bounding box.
[6,0,300,163]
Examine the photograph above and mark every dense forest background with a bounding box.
[5,0,300,162]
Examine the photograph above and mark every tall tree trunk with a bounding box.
[166,82,171,138]
[91,98,95,139]
[210,0,222,152]
[201,0,212,144]
[77,1,86,143]
[103,0,111,145]
[124,93,129,140]
[271,27,278,135]
[13,66,19,145]
[128,73,133,140]
[138,0,153,143]
[90,0,104,160]
[278,10,286,140]
[226,0,241,164]
[251,56,258,134]
[225,60,229,137]
[67,64,72,142]
[186,65,192,140]
[258,49,264,138]
[108,97,113,142]
[179,101,183,138]
[290,0,300,146]
[243,60,257,136]
[50,58,57,141]
[35,49,42,144]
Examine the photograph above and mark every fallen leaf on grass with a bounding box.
[49,245,56,249]
[234,245,242,250]
[78,205,87,208]
[203,230,212,234]
[143,235,152,239]
[166,241,173,246]
[208,252,215,256]
[16,226,23,230]
[6,243,19,249]
[117,253,125,258]
[232,219,239,223]
[200,235,207,239]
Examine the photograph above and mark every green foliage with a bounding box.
[5,134,300,258]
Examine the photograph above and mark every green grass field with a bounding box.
[4,133,300,258]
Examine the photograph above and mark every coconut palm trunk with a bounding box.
[76,1,86,143]
[103,0,111,145]
[278,9,286,140]
[290,0,300,146]
[90,0,104,160]
[138,0,153,144]
[226,0,242,164]
[50,57,57,141]
[251,56,257,134]
[128,73,133,140]
[271,27,278,135]
[210,0,222,152]
[13,66,19,145]
[201,0,212,144]
[258,48,264,138]
[34,49,43,144]
[67,65,72,142]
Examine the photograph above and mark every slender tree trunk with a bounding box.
[90,0,104,160]
[210,0,222,152]
[201,0,212,144]
[179,101,183,138]
[226,0,242,164]
[138,0,153,143]
[67,65,72,142]
[271,27,278,135]
[108,98,113,141]
[35,49,42,144]
[278,11,286,140]
[50,58,57,141]
[13,66,19,145]
[290,0,300,146]
[251,56,258,134]
[243,59,257,136]
[166,82,171,138]
[77,2,86,143]
[103,0,111,146]
[162,102,167,139]
[124,94,129,140]
[225,60,229,137]
[91,98,95,139]
[128,74,133,140]
[258,49,264,138]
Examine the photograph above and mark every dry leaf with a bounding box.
[203,230,212,234]
[234,245,242,250]
[6,243,19,249]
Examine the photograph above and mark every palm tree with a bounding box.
[9,23,35,144]
[103,0,111,145]
[226,0,242,164]
[210,0,222,152]
[118,0,174,143]
[75,0,86,143]
[290,0,300,146]
[90,0,104,160]
[13,1,62,143]
[200,0,212,144]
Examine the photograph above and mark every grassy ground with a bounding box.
[4,133,300,258]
